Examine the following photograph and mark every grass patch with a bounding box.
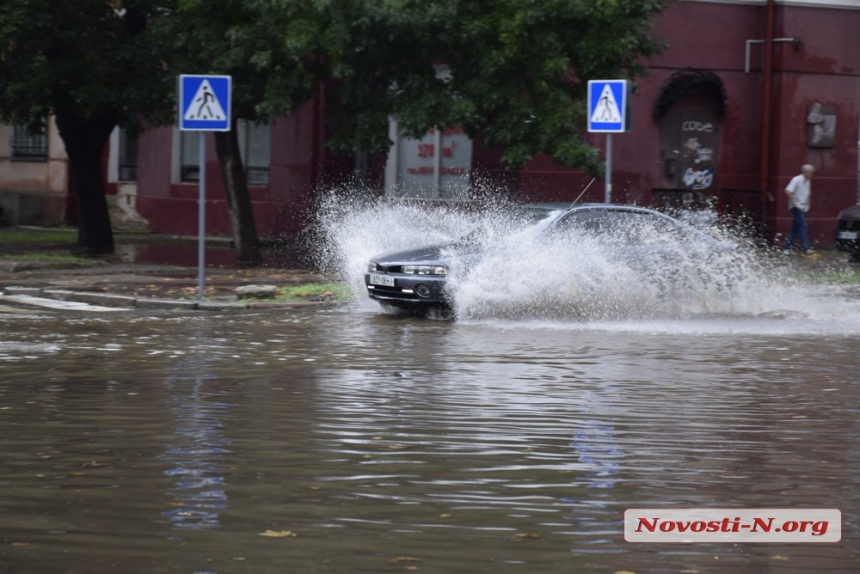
[237,282,353,303]
[0,228,77,243]
[278,283,353,300]
[0,253,89,263]
[798,269,860,284]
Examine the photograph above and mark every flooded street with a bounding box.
[2,299,859,573]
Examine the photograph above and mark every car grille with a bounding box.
[838,219,860,232]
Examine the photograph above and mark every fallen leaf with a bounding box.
[515,532,540,538]
[82,461,110,468]
[387,444,417,450]
[439,514,452,518]
[259,530,296,538]
[770,555,790,561]
[309,486,321,490]
[405,567,419,571]
[390,557,421,563]
[615,571,636,574]
[12,542,30,547]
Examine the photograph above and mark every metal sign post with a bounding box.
[177,75,232,300]
[198,132,206,299]
[587,79,630,204]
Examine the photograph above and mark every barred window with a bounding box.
[178,123,270,185]
[11,121,48,160]
[118,129,138,181]
[242,121,270,186]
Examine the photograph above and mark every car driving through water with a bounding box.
[364,204,738,315]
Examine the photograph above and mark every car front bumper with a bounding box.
[364,273,449,308]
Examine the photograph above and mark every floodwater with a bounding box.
[1,299,859,574]
[2,198,860,573]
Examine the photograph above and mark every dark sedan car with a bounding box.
[834,204,860,260]
[364,204,736,313]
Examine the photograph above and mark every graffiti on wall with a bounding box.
[807,102,836,148]
[680,121,717,191]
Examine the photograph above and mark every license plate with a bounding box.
[368,273,395,287]
[838,231,858,240]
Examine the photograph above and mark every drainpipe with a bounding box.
[760,0,776,197]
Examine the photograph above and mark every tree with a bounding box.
[0,0,172,255]
[2,0,664,261]
[152,0,321,265]
[316,0,665,173]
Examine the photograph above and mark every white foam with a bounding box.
[312,192,860,334]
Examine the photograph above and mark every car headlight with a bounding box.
[402,265,447,276]
[367,262,379,272]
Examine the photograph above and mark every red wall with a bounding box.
[512,0,860,246]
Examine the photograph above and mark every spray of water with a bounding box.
[310,186,860,328]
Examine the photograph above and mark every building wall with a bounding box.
[0,117,68,225]
[513,0,860,246]
[767,3,860,242]
[135,90,355,240]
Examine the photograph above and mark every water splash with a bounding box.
[311,188,860,328]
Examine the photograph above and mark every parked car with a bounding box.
[834,204,860,261]
[364,204,737,314]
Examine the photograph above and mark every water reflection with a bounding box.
[0,308,859,573]
[160,377,232,530]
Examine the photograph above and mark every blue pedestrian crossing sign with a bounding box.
[178,75,232,131]
[587,80,630,133]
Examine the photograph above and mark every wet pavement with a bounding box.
[1,291,859,573]
[2,217,860,572]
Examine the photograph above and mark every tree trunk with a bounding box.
[214,120,262,266]
[52,91,117,255]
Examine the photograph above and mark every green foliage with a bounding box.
[151,0,320,123]
[0,0,173,133]
[313,0,666,172]
[151,0,666,173]
[1,0,666,183]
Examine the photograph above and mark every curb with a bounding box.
[1,285,343,312]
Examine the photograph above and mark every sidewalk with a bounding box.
[0,251,341,312]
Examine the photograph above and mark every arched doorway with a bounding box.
[652,70,727,210]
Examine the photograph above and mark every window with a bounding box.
[118,129,138,181]
[180,131,201,182]
[242,121,271,186]
[178,122,270,185]
[11,121,48,160]
[386,122,473,200]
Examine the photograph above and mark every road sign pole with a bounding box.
[605,133,612,204]
[177,74,231,300]
[198,131,206,300]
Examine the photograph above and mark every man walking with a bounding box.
[784,164,814,254]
